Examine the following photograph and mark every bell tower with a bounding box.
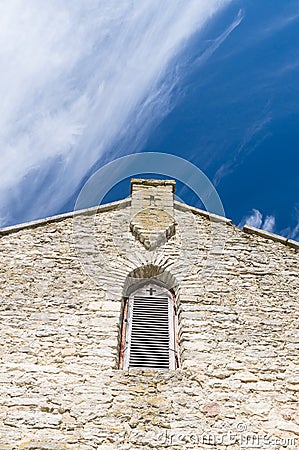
[129,178,176,250]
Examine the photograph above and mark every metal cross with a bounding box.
[146,287,156,296]
[144,194,156,206]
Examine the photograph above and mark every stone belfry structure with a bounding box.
[0,178,298,449]
[130,178,176,249]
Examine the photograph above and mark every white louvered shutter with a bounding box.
[123,284,176,370]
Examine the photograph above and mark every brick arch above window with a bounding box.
[123,264,179,297]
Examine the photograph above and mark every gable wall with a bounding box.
[0,204,298,449]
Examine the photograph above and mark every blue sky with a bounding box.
[0,0,298,240]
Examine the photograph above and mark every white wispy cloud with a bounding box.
[241,209,263,229]
[219,6,299,61]
[240,208,299,242]
[238,207,299,241]
[0,0,231,227]
[262,215,276,233]
[239,209,275,233]
[213,110,272,186]
[263,10,299,36]
[194,8,244,67]
[289,220,299,241]
[281,209,299,241]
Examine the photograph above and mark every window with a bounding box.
[119,281,179,370]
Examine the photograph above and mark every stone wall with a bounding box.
[0,182,298,449]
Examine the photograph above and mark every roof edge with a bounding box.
[174,201,233,225]
[243,225,299,250]
[0,197,298,252]
[286,238,299,250]
[174,201,299,251]
[0,198,130,236]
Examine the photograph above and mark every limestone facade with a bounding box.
[0,179,298,449]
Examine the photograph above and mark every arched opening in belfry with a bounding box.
[119,267,180,370]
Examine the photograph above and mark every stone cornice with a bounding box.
[0,198,130,236]
[243,225,299,250]
[174,201,233,225]
[130,178,176,193]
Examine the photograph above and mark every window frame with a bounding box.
[119,281,179,370]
